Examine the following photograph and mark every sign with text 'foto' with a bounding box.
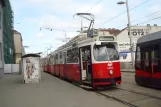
[128,28,150,36]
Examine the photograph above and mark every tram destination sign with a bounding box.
[99,36,114,41]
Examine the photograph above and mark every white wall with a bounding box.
[4,64,19,74]
[117,26,161,62]
[14,32,22,53]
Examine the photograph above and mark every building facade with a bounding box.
[0,0,5,78]
[3,0,14,64]
[117,25,161,68]
[13,30,23,64]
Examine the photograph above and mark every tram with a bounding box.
[44,55,50,74]
[135,31,161,88]
[46,32,121,88]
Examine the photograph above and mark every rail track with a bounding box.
[80,85,161,107]
[96,91,139,107]
[116,87,161,100]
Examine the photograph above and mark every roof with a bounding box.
[13,30,21,35]
[137,30,161,44]
[22,54,40,58]
[99,29,121,36]
[83,28,121,36]
[0,0,5,7]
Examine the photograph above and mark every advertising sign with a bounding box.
[23,57,40,82]
[130,28,150,37]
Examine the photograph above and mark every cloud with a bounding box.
[148,4,161,13]
[36,32,46,38]
[12,0,161,54]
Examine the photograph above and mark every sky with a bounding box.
[10,0,161,56]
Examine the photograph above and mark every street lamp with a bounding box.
[117,0,134,68]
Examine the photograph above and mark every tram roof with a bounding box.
[137,31,161,44]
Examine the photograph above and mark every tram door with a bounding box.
[142,47,152,77]
[142,45,160,77]
[79,46,92,84]
[151,45,160,77]
[63,52,67,79]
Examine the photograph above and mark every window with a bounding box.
[82,48,90,61]
[151,45,160,72]
[67,48,79,63]
[135,46,141,68]
[93,43,119,61]
[72,48,79,62]
[0,12,1,29]
[55,54,58,60]
[60,52,62,59]
[63,52,67,63]
[0,43,2,61]
[151,46,159,66]
[67,49,72,63]
[144,52,149,67]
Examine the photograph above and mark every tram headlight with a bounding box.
[109,70,114,75]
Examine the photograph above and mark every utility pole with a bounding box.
[117,0,134,68]
[64,31,67,43]
[81,20,83,33]
[47,44,53,55]
[126,0,134,68]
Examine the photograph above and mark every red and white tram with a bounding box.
[45,33,121,88]
[135,31,161,88]
[44,55,51,74]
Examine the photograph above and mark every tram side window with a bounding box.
[60,52,62,59]
[151,45,160,72]
[63,52,67,63]
[67,48,79,63]
[72,48,79,63]
[136,46,141,68]
[55,54,58,60]
[144,51,149,67]
[67,49,72,63]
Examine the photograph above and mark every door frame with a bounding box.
[79,45,93,85]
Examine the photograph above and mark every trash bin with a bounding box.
[21,54,41,83]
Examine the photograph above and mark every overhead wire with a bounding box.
[134,15,161,26]
[116,10,161,28]
[40,27,77,32]
[86,0,104,12]
[95,0,150,27]
[41,0,104,33]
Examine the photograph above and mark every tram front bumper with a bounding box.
[93,76,121,86]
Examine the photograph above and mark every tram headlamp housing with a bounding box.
[109,70,114,75]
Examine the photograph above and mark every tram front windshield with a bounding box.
[94,43,119,61]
